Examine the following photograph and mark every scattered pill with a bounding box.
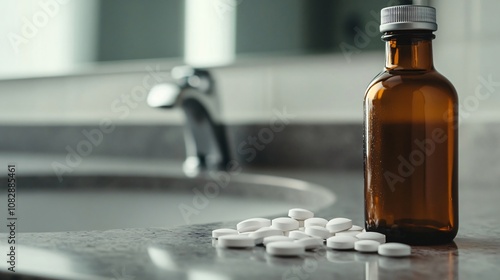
[354,240,380,253]
[212,228,239,239]
[350,225,364,231]
[305,226,330,240]
[272,217,300,231]
[335,231,362,238]
[288,208,314,220]
[326,218,353,233]
[249,228,284,244]
[378,243,411,257]
[288,230,311,240]
[295,237,323,250]
[263,236,294,246]
[266,241,305,257]
[326,236,358,250]
[237,218,271,233]
[218,235,255,248]
[211,210,409,258]
[304,217,328,228]
[356,232,386,244]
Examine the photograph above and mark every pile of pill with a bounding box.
[212,208,411,258]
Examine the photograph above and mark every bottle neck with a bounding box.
[383,31,435,71]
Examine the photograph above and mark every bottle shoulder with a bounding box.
[364,69,458,101]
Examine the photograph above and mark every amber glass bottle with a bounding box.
[363,5,458,245]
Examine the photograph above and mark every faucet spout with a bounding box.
[147,66,230,176]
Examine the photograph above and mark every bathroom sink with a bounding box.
[0,172,335,232]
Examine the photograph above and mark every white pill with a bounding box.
[326,236,358,250]
[263,236,294,246]
[288,208,314,220]
[218,235,255,248]
[335,231,361,238]
[354,240,380,253]
[288,230,311,240]
[266,241,305,257]
[295,237,323,250]
[326,218,352,233]
[237,218,271,233]
[212,228,239,239]
[356,232,386,244]
[249,227,283,244]
[350,225,364,231]
[254,227,284,234]
[305,226,330,240]
[378,243,411,257]
[304,217,328,228]
[272,217,299,231]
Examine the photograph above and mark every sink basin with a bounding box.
[1,173,335,232]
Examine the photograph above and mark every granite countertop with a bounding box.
[1,166,499,280]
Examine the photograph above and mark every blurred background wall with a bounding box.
[0,0,498,125]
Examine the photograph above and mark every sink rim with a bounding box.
[1,171,336,232]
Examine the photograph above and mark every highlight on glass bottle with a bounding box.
[363,5,458,245]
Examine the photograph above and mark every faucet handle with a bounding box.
[147,83,181,108]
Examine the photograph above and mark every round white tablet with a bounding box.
[326,236,358,250]
[326,218,352,233]
[218,235,255,248]
[295,237,323,250]
[304,217,328,228]
[305,226,330,240]
[288,208,314,220]
[254,227,284,234]
[249,227,284,244]
[350,225,364,231]
[266,241,305,257]
[354,240,380,253]
[263,236,294,246]
[237,218,271,233]
[212,228,239,239]
[288,230,311,240]
[272,217,300,231]
[378,243,411,257]
[335,231,361,237]
[356,232,386,244]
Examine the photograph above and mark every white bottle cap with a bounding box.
[380,5,437,33]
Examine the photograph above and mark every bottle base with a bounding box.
[366,225,457,245]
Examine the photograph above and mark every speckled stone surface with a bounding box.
[1,168,499,280]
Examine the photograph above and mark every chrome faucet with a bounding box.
[147,66,230,176]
